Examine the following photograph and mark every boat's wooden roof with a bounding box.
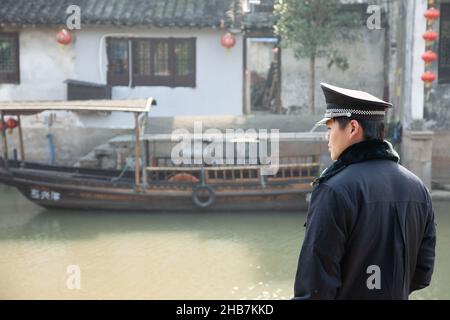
[109,132,327,143]
[146,163,319,171]
[0,98,156,115]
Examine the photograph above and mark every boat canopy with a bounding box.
[0,98,156,115]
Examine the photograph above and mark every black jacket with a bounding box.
[293,140,436,299]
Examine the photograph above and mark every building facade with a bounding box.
[0,0,448,184]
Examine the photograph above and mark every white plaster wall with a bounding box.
[0,28,76,102]
[0,26,244,129]
[74,27,244,120]
[281,28,386,114]
[410,0,427,121]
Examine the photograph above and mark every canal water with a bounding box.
[0,185,449,300]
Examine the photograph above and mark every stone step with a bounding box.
[94,145,115,157]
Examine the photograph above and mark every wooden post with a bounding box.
[1,111,8,169]
[141,137,148,191]
[17,115,25,162]
[134,112,141,189]
[145,140,150,167]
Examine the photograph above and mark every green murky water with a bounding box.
[0,185,448,299]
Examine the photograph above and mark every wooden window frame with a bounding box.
[107,37,196,88]
[132,39,152,86]
[0,32,20,84]
[152,38,174,87]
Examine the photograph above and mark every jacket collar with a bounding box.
[313,139,400,186]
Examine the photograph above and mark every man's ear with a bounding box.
[349,120,360,136]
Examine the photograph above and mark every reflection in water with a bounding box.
[0,185,449,299]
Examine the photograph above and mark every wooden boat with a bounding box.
[0,100,319,212]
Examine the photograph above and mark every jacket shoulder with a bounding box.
[322,160,431,204]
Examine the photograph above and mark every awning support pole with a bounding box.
[1,111,9,169]
[141,139,148,191]
[134,112,141,190]
[17,115,25,163]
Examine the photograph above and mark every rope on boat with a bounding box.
[111,162,131,182]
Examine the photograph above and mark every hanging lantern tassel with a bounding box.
[55,28,73,66]
[425,7,440,28]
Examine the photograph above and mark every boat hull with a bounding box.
[0,163,310,212]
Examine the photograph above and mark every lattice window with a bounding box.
[133,40,151,76]
[0,33,20,84]
[154,40,170,76]
[175,41,191,76]
[174,38,196,87]
[107,37,195,87]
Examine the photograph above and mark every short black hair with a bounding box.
[334,117,385,140]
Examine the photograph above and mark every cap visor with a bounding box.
[315,117,331,126]
[310,117,331,132]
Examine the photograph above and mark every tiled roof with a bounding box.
[242,0,276,29]
[0,0,275,29]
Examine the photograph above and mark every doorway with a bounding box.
[244,36,281,114]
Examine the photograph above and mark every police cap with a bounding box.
[315,82,393,126]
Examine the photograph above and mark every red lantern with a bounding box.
[421,71,436,87]
[424,8,440,20]
[423,30,438,42]
[6,118,18,130]
[56,29,72,45]
[422,50,438,64]
[5,118,18,134]
[221,33,236,49]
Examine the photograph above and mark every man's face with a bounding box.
[326,119,353,161]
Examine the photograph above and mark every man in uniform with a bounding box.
[293,83,436,299]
